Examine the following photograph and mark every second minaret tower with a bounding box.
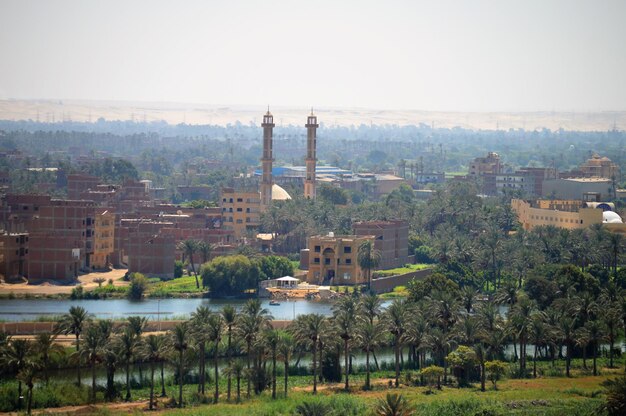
[304,110,318,200]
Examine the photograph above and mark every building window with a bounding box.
[237,198,243,202]
[346,258,352,264]
[236,208,242,212]
[314,257,320,263]
[343,273,350,280]
[236,219,243,224]
[246,218,251,223]
[343,246,351,253]
[324,258,331,265]
[314,245,321,253]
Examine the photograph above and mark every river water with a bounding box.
[0,298,393,322]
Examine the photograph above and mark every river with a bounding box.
[0,298,395,322]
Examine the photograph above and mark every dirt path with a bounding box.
[0,269,128,295]
[4,400,150,415]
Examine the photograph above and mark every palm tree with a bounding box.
[140,334,169,410]
[172,322,190,408]
[607,232,624,275]
[178,239,200,288]
[207,313,225,403]
[190,306,211,394]
[221,305,237,401]
[117,327,137,401]
[262,328,281,399]
[556,316,577,377]
[474,343,487,392]
[509,296,536,373]
[454,314,483,347]
[80,325,107,403]
[528,315,547,378]
[357,239,381,291]
[333,296,357,390]
[55,306,89,386]
[197,241,214,264]
[34,332,63,385]
[127,316,147,381]
[585,319,606,376]
[603,306,621,369]
[278,331,294,398]
[224,359,245,403]
[360,293,383,369]
[237,299,272,397]
[461,286,478,314]
[425,328,455,385]
[17,361,39,415]
[356,319,385,390]
[3,339,31,410]
[374,393,413,416]
[384,299,410,387]
[292,314,326,394]
[405,313,428,370]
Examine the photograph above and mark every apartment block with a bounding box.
[353,220,410,269]
[220,188,261,242]
[306,234,374,285]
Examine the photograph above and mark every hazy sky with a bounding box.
[1,0,625,112]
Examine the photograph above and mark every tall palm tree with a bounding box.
[556,316,577,377]
[585,319,606,376]
[80,325,107,403]
[607,232,624,275]
[357,239,381,291]
[237,299,272,398]
[127,316,147,381]
[356,319,385,390]
[117,327,137,401]
[405,313,428,370]
[223,359,245,403]
[278,331,294,398]
[528,314,548,378]
[292,314,326,394]
[426,327,455,384]
[384,299,410,387]
[55,306,89,386]
[197,241,214,264]
[140,334,169,410]
[474,343,487,392]
[171,322,190,408]
[17,361,39,415]
[603,306,621,368]
[34,332,63,385]
[3,339,31,410]
[509,296,536,373]
[190,306,211,394]
[333,296,357,390]
[360,293,383,369]
[178,239,200,288]
[262,328,281,399]
[461,286,479,314]
[221,305,237,401]
[207,313,225,403]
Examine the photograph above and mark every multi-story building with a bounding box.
[0,232,28,280]
[542,178,614,201]
[92,210,114,270]
[511,198,626,234]
[469,152,503,177]
[127,221,175,279]
[220,188,261,242]
[306,233,375,285]
[67,173,100,199]
[579,153,620,179]
[352,220,410,269]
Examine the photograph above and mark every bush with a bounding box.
[174,261,184,278]
[602,375,626,416]
[70,285,84,300]
[485,360,507,390]
[127,273,147,300]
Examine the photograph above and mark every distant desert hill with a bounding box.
[0,99,624,131]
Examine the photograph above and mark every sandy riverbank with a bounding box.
[0,269,129,295]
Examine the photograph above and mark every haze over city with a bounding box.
[1,0,626,113]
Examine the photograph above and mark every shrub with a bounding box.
[420,365,444,391]
[127,273,147,300]
[174,261,184,278]
[485,360,507,390]
[70,285,84,300]
[602,375,626,416]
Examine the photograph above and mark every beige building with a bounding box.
[92,210,114,270]
[221,188,261,242]
[306,234,374,285]
[579,153,620,179]
[469,152,503,177]
[511,199,626,233]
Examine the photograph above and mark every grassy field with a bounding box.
[1,358,621,415]
[374,263,431,278]
[148,275,204,297]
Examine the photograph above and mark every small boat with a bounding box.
[269,300,280,306]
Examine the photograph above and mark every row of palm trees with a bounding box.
[2,283,626,413]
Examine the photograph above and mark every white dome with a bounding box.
[603,211,623,224]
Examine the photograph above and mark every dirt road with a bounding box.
[0,269,129,295]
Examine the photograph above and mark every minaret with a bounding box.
[260,108,275,210]
[304,110,318,200]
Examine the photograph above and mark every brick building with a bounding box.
[0,232,28,281]
[353,220,410,269]
[306,233,374,285]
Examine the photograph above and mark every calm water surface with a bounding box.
[0,298,393,321]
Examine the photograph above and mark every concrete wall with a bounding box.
[371,267,432,294]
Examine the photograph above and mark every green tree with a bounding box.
[3,339,32,409]
[356,320,385,390]
[178,239,200,288]
[140,334,169,410]
[207,313,225,403]
[358,239,381,291]
[117,328,138,401]
[17,361,38,415]
[55,306,89,386]
[292,314,327,394]
[384,299,410,388]
[333,296,357,390]
[221,305,237,401]
[171,322,190,408]
[278,331,295,398]
[34,332,63,385]
[202,255,260,296]
[485,360,507,390]
[262,328,281,399]
[127,273,147,300]
[446,345,477,387]
[80,325,107,403]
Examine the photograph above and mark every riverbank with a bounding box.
[0,269,129,297]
